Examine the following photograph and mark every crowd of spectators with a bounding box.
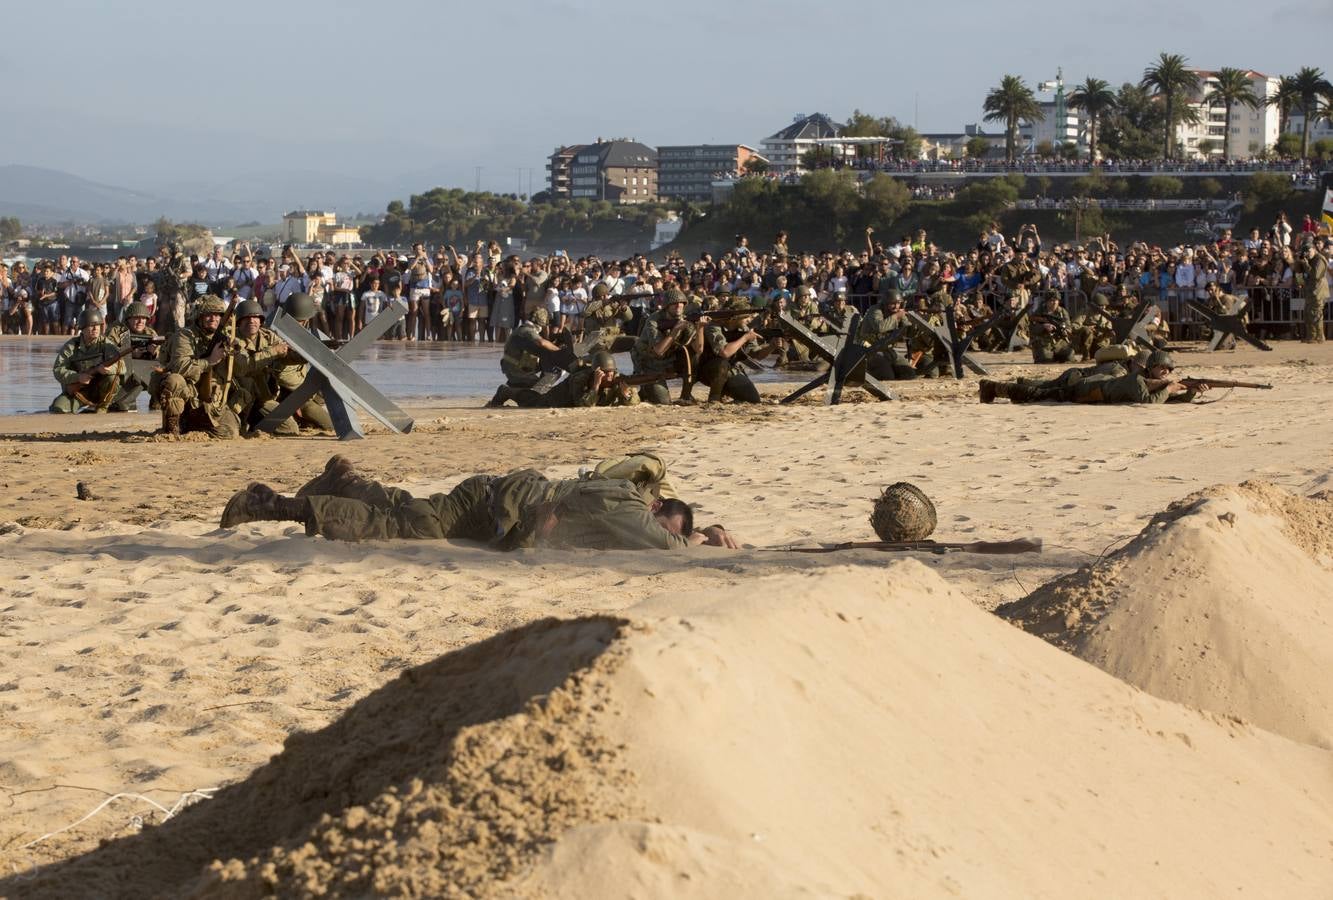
[2,211,1328,341]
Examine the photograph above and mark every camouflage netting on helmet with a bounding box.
[870,482,937,542]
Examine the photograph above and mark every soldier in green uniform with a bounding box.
[49,308,126,413]
[1200,281,1246,350]
[1292,241,1328,343]
[907,296,951,378]
[581,283,634,353]
[105,301,163,412]
[855,289,916,381]
[156,296,252,438]
[996,252,1039,310]
[1028,292,1074,363]
[487,307,568,407]
[1071,294,1116,362]
[239,294,335,433]
[696,299,763,403]
[632,289,703,404]
[979,350,1207,404]
[505,351,640,409]
[219,453,738,550]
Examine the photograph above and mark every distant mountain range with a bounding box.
[0,164,457,227]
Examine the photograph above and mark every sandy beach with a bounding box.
[1,343,1331,897]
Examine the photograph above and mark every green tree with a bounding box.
[1100,83,1167,159]
[860,175,911,226]
[1242,171,1292,212]
[1313,138,1333,161]
[799,146,837,170]
[1067,76,1118,161]
[1205,67,1260,160]
[964,136,991,159]
[1139,53,1202,159]
[1035,139,1057,158]
[0,216,20,242]
[982,75,1043,162]
[1265,75,1300,137]
[742,156,769,175]
[950,178,1020,232]
[1195,139,1217,157]
[1143,175,1183,198]
[1197,177,1223,198]
[1275,132,1302,158]
[1289,66,1333,158]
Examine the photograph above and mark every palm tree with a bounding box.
[1266,75,1300,138]
[1067,77,1117,161]
[1290,66,1333,158]
[1140,53,1201,159]
[1205,68,1260,161]
[982,75,1044,162]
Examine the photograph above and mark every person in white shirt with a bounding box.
[273,265,307,306]
[204,247,233,283]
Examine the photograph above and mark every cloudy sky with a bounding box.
[6,0,1330,204]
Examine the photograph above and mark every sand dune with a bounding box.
[1000,481,1333,748]
[8,566,1331,898]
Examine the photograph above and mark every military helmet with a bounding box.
[78,307,105,328]
[1044,290,1061,303]
[881,288,902,303]
[1146,350,1175,370]
[124,301,151,320]
[1091,294,1109,308]
[284,292,316,320]
[726,297,753,312]
[196,296,228,317]
[870,482,937,542]
[663,287,687,305]
[529,307,550,327]
[590,282,610,300]
[236,299,263,319]
[591,350,617,373]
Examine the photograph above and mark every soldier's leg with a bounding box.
[157,373,193,434]
[295,395,334,431]
[255,399,302,436]
[638,382,671,405]
[1031,343,1053,364]
[109,376,146,412]
[723,373,761,404]
[49,391,79,414]
[1053,341,1074,363]
[696,358,730,402]
[305,474,494,541]
[865,353,897,381]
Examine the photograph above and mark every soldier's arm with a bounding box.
[52,342,82,386]
[600,501,691,550]
[164,331,208,381]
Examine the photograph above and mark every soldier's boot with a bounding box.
[296,455,358,498]
[979,380,999,404]
[485,385,512,408]
[221,483,311,528]
[160,395,185,435]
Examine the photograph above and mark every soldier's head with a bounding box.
[1145,350,1174,378]
[590,350,617,376]
[1043,292,1061,309]
[590,282,610,301]
[529,307,550,329]
[663,288,687,318]
[283,292,316,324]
[1092,295,1109,309]
[651,497,694,537]
[1206,281,1221,295]
[78,306,104,340]
[196,296,227,334]
[236,299,264,339]
[125,302,151,333]
[880,288,901,309]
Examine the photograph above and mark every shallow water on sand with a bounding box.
[0,337,504,415]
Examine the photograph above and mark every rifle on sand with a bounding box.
[771,538,1043,555]
[1179,377,1272,390]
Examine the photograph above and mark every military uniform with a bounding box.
[996,257,1039,307]
[105,320,162,412]
[906,304,950,378]
[49,333,126,413]
[509,362,640,409]
[291,460,689,550]
[856,300,915,381]
[1295,250,1328,343]
[500,321,549,389]
[697,323,761,403]
[631,312,695,405]
[582,285,634,353]
[983,368,1195,405]
[157,302,252,438]
[1071,299,1116,362]
[1029,301,1074,364]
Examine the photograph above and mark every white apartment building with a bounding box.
[760,113,850,174]
[1018,100,1085,154]
[1178,70,1281,159]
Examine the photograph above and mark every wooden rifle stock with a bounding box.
[772,538,1043,555]
[1180,377,1272,390]
[197,297,238,404]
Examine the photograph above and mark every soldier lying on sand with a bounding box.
[221,452,739,550]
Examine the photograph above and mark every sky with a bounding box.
[5,0,1331,214]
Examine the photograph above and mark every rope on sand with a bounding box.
[13,787,219,854]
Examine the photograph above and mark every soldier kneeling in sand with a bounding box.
[220,452,739,550]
